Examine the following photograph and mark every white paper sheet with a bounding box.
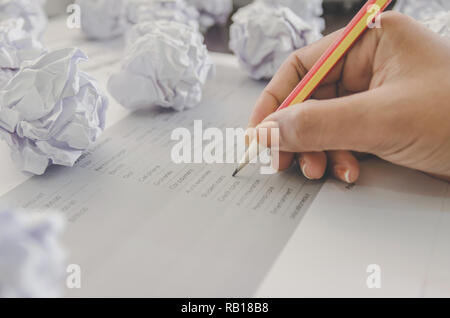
[256,160,450,297]
[0,60,325,297]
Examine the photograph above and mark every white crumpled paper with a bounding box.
[108,20,214,111]
[128,0,200,30]
[76,0,132,40]
[0,18,45,88]
[394,0,450,22]
[257,0,325,32]
[0,48,108,175]
[229,2,322,80]
[0,0,47,39]
[185,0,232,31]
[422,11,450,37]
[0,208,65,298]
[0,68,15,89]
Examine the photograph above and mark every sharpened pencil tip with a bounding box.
[232,169,238,177]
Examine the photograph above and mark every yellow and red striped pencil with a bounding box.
[233,0,392,177]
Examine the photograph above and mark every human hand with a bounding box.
[248,12,450,183]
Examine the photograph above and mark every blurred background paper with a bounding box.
[44,0,72,17]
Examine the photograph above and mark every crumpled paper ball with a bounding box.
[0,18,45,88]
[0,68,15,89]
[0,48,108,175]
[0,208,65,298]
[125,18,157,47]
[422,11,450,37]
[128,0,200,30]
[257,0,325,32]
[229,2,322,80]
[394,0,450,22]
[0,0,47,39]
[76,0,132,40]
[108,20,214,111]
[185,0,233,31]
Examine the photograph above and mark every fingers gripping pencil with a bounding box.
[233,0,392,177]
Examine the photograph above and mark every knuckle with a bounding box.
[288,51,308,78]
[380,11,415,31]
[287,51,299,64]
[262,88,282,106]
[277,52,297,74]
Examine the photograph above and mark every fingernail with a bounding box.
[300,158,312,180]
[335,165,352,183]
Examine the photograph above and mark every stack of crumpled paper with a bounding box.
[229,1,323,80]
[0,208,66,298]
[0,2,109,176]
[0,48,108,175]
[109,20,214,111]
[77,0,233,39]
[108,0,215,112]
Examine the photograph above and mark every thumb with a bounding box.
[256,88,391,154]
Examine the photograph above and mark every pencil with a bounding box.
[233,0,392,177]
